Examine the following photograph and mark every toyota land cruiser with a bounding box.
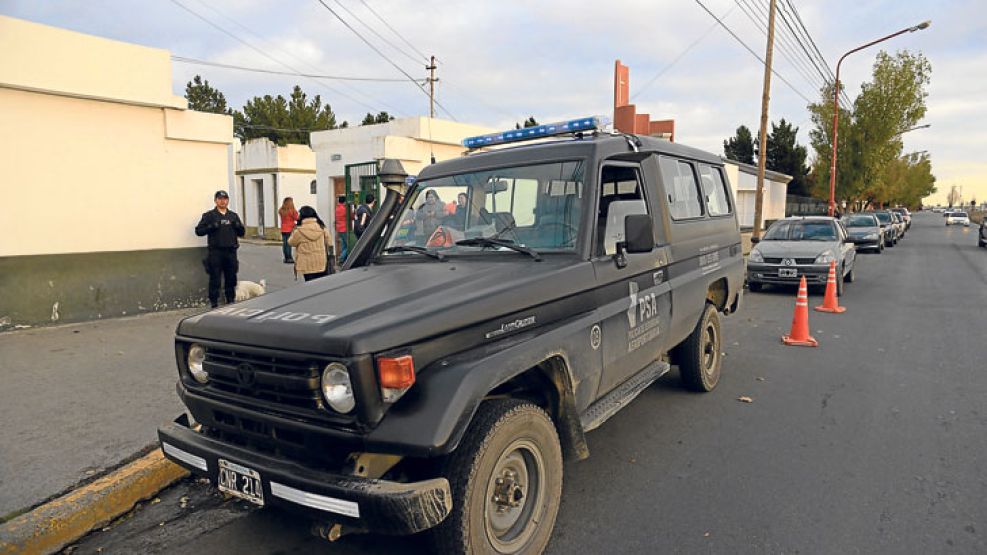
[159,117,744,554]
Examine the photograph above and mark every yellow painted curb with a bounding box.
[0,449,189,555]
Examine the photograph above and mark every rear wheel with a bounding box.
[430,400,563,555]
[675,304,722,392]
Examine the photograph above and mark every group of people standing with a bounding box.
[196,191,378,308]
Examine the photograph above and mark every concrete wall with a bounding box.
[0,16,233,328]
[310,117,495,231]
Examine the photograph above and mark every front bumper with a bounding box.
[849,237,882,250]
[747,263,830,285]
[158,414,452,535]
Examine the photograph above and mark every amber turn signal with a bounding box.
[378,355,416,390]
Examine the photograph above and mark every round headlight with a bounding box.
[188,343,208,384]
[322,363,355,413]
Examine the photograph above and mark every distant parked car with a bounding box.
[747,216,857,295]
[946,211,970,226]
[891,211,907,239]
[943,209,954,218]
[844,213,884,253]
[873,211,898,247]
[891,207,911,230]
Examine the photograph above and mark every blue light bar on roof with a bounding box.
[462,116,607,149]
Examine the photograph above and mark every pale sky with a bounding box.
[4,0,983,205]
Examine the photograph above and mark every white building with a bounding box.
[310,117,495,232]
[722,161,792,229]
[0,16,234,327]
[235,138,317,239]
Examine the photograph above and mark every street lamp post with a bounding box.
[828,20,931,217]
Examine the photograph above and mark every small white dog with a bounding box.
[234,279,267,302]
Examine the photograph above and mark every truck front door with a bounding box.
[592,162,672,396]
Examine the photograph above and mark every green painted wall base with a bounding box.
[0,247,209,330]
[245,226,281,241]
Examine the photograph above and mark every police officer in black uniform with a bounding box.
[195,190,245,308]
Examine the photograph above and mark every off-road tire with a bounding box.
[428,400,563,555]
[747,281,763,292]
[676,303,722,392]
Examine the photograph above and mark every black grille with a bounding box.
[763,257,817,265]
[203,411,351,467]
[202,348,325,411]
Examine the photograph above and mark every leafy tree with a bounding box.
[233,85,338,145]
[723,125,756,165]
[515,116,539,129]
[808,50,932,207]
[184,75,230,114]
[765,119,809,196]
[361,111,395,125]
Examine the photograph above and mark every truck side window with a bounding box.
[658,157,704,220]
[597,165,648,256]
[698,164,732,216]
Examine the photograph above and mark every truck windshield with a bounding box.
[381,160,586,256]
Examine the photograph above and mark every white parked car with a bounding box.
[946,211,970,226]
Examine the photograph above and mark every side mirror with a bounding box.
[624,214,654,253]
[613,214,654,269]
[750,236,761,244]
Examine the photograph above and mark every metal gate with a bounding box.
[343,161,380,251]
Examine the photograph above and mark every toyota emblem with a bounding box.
[236,363,256,387]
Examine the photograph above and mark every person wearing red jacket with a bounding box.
[335,195,349,262]
[278,197,299,263]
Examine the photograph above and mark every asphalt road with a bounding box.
[69,212,987,554]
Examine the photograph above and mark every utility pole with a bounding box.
[426,55,437,119]
[752,0,777,239]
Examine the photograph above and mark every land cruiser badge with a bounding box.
[485,316,536,339]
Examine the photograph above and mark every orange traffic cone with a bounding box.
[814,261,846,313]
[782,276,818,347]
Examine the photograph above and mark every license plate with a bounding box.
[218,459,264,506]
[778,268,798,278]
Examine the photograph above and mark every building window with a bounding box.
[310,180,317,194]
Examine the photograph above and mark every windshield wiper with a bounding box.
[383,246,447,261]
[455,237,542,261]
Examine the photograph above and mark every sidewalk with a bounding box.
[0,243,293,519]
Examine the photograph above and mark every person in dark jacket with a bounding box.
[195,190,245,308]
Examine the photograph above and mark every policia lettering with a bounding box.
[626,282,661,353]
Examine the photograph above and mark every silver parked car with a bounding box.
[747,216,857,295]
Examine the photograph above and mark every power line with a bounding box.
[172,56,423,83]
[735,0,825,94]
[169,0,384,114]
[743,0,826,93]
[631,4,736,101]
[330,0,425,68]
[780,0,852,108]
[693,0,813,104]
[185,0,406,116]
[358,0,429,62]
[311,0,458,121]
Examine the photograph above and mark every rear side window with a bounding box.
[658,157,704,220]
[698,164,732,216]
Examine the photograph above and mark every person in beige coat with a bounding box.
[288,206,334,281]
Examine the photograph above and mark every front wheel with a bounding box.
[430,400,563,555]
[675,304,722,392]
[844,263,855,283]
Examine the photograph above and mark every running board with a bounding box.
[580,360,671,432]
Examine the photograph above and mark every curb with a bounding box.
[0,449,189,555]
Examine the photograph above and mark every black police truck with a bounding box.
[159,117,744,554]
